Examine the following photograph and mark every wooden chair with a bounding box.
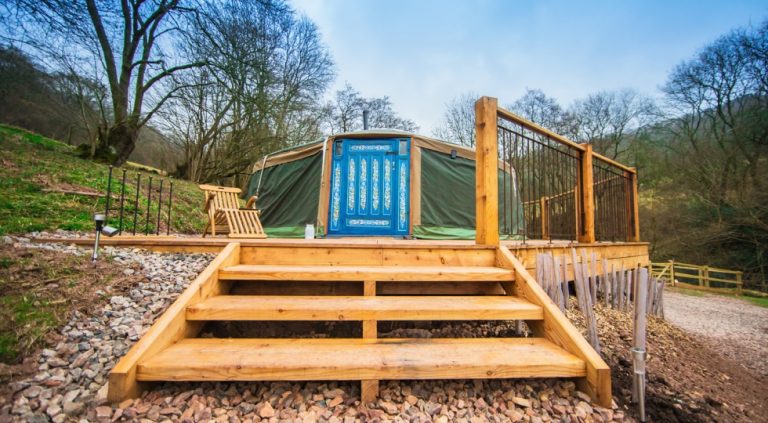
[199,184,266,238]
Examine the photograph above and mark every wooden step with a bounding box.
[218,265,513,282]
[137,338,586,382]
[186,295,543,321]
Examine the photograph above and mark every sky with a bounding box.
[289,0,767,134]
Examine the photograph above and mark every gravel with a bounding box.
[2,236,636,422]
[663,290,768,378]
[1,238,212,422]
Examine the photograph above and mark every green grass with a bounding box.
[0,124,207,235]
[744,296,768,308]
[0,295,57,362]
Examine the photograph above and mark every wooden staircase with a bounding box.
[108,242,611,407]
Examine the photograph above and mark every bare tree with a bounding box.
[652,20,768,284]
[323,83,418,134]
[508,89,579,139]
[3,0,204,165]
[163,0,334,183]
[570,89,658,159]
[432,92,477,146]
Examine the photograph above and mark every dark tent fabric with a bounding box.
[245,138,523,239]
[415,149,522,239]
[247,152,323,237]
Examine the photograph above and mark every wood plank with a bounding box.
[474,96,500,246]
[108,243,241,402]
[578,144,595,243]
[410,145,422,228]
[219,265,514,282]
[229,281,507,296]
[186,295,544,321]
[137,338,586,382]
[496,247,612,408]
[241,246,497,266]
[317,138,333,235]
[362,280,378,402]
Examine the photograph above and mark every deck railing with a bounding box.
[475,96,640,245]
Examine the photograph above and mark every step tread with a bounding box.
[219,265,514,281]
[186,295,543,321]
[137,338,586,381]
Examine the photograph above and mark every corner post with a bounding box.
[540,197,549,240]
[627,168,640,242]
[578,144,595,243]
[475,97,499,246]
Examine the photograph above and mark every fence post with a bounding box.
[474,96,499,246]
[670,260,676,286]
[703,266,710,288]
[627,168,640,242]
[578,144,595,243]
[540,197,549,240]
[736,271,743,296]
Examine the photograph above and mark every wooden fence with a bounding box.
[474,96,640,245]
[651,261,743,295]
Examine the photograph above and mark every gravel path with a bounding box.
[663,290,768,378]
[2,237,636,422]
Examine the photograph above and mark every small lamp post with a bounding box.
[92,213,119,262]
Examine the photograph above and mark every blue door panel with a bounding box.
[328,138,409,236]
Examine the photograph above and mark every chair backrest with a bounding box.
[199,184,243,217]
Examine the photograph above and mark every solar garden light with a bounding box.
[632,347,647,422]
[92,213,118,262]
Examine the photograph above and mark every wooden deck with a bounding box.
[34,235,649,281]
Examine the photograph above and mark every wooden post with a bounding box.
[624,168,640,242]
[703,266,710,288]
[540,197,549,240]
[475,96,499,246]
[579,144,595,243]
[736,272,743,296]
[361,280,378,403]
[670,260,676,286]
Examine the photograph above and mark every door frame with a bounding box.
[326,137,411,237]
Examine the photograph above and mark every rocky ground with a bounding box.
[568,302,767,423]
[0,237,212,422]
[0,235,766,422]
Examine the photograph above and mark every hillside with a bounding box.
[0,125,206,235]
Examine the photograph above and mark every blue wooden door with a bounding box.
[328,138,410,236]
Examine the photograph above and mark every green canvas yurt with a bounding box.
[246,130,523,239]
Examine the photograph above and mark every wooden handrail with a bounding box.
[475,96,640,244]
[496,105,636,174]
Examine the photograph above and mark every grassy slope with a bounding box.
[0,125,206,235]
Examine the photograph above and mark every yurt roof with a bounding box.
[251,129,476,172]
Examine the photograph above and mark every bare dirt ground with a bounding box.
[663,290,768,378]
[569,302,767,423]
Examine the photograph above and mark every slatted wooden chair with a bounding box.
[199,184,266,238]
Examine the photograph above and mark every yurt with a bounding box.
[246,129,523,239]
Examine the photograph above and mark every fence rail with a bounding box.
[474,96,640,245]
[651,261,743,295]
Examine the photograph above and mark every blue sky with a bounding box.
[290,0,767,134]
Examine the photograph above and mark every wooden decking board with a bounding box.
[218,265,513,282]
[137,338,586,382]
[186,295,543,321]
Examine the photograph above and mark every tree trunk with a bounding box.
[97,121,139,166]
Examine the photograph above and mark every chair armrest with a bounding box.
[245,195,258,209]
[203,192,215,213]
